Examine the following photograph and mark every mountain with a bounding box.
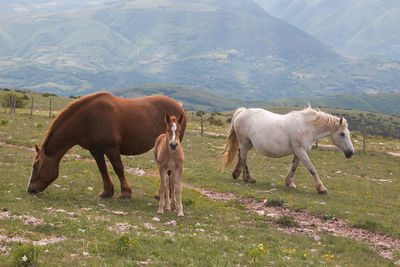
[253,0,400,60]
[0,0,399,99]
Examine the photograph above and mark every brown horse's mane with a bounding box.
[41,91,112,153]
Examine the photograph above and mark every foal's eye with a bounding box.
[340,133,345,137]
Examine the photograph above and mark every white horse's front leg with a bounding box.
[296,150,328,194]
[285,155,300,189]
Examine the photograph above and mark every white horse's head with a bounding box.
[331,117,355,158]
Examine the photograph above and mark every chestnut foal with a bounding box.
[154,113,185,217]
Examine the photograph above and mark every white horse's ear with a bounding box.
[165,113,171,124]
[178,113,184,124]
[339,117,343,125]
[35,144,40,153]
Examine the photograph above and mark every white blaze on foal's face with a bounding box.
[171,123,177,143]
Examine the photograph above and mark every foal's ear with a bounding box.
[165,113,171,124]
[35,144,40,153]
[178,113,184,125]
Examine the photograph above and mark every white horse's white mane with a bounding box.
[301,106,347,132]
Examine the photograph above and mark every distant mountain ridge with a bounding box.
[253,0,400,60]
[0,0,399,99]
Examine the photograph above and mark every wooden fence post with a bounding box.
[362,124,366,153]
[200,113,204,137]
[9,95,12,114]
[13,95,16,114]
[31,97,34,115]
[315,139,318,149]
[49,97,52,118]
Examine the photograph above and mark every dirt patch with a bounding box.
[184,183,400,260]
[388,152,400,157]
[0,211,44,226]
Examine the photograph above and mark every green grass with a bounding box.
[0,106,399,265]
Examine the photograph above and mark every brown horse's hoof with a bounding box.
[99,190,114,198]
[316,185,328,194]
[153,191,160,200]
[118,191,132,199]
[318,190,328,195]
[244,177,256,183]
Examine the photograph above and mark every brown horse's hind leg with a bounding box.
[106,149,132,199]
[90,151,114,198]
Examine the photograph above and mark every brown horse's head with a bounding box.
[27,144,59,194]
[165,113,184,151]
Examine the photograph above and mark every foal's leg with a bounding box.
[285,155,300,189]
[169,171,177,211]
[106,149,132,198]
[158,170,168,214]
[165,171,172,211]
[90,151,114,198]
[296,150,328,194]
[176,165,184,217]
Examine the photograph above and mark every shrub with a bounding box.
[265,198,285,207]
[275,215,299,228]
[1,93,28,108]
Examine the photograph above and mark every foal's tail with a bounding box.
[219,107,246,169]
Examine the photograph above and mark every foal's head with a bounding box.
[27,144,59,194]
[331,117,355,158]
[165,113,184,151]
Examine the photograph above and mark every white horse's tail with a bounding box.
[220,107,246,169]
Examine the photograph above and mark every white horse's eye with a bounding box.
[340,133,345,137]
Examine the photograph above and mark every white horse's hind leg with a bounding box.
[296,150,328,194]
[285,155,300,189]
[234,140,255,183]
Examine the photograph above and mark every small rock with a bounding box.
[164,220,177,226]
[394,260,400,265]
[313,235,321,241]
[376,242,390,250]
[52,184,61,188]
[310,249,318,254]
[82,251,89,256]
[152,217,160,222]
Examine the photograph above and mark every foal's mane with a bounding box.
[301,106,347,132]
[41,91,111,153]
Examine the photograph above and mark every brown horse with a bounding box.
[28,92,186,198]
[154,113,185,217]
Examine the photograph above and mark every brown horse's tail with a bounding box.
[219,107,246,169]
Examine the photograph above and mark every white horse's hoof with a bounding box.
[286,182,296,189]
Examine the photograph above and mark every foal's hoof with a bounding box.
[232,172,239,179]
[118,191,132,199]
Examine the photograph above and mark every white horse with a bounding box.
[221,106,355,194]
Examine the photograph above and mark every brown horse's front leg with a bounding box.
[90,151,114,198]
[106,149,132,199]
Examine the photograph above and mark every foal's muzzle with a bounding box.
[170,143,178,150]
[345,150,354,159]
